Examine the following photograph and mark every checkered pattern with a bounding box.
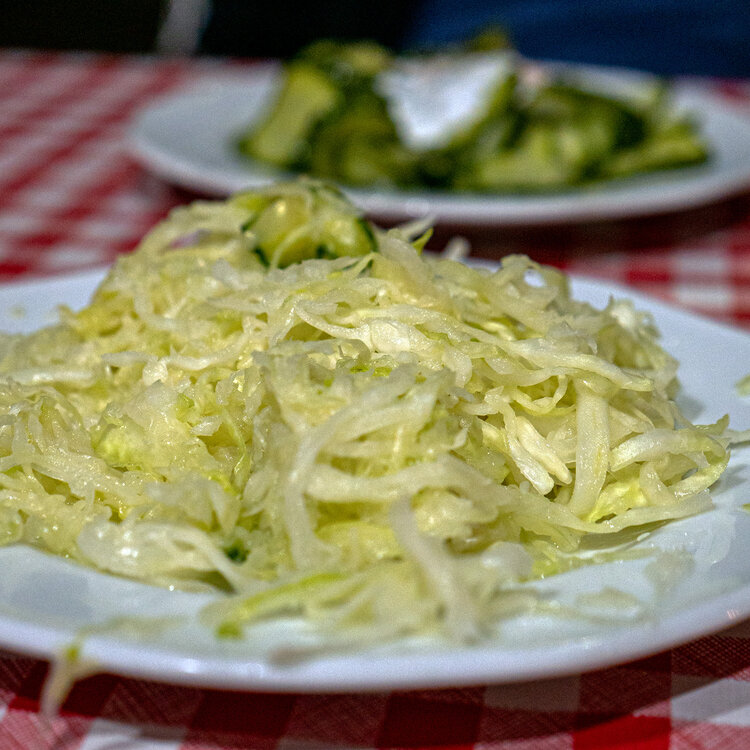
[1,50,750,749]
[0,50,246,279]
[561,223,750,328]
[2,622,750,749]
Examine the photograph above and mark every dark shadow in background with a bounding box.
[199,0,418,58]
[7,0,747,77]
[0,0,166,53]
[0,0,418,57]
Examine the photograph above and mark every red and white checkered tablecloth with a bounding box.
[2,49,750,750]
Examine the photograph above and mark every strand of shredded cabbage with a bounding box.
[0,180,731,649]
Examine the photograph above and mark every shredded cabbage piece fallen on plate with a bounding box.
[0,178,730,647]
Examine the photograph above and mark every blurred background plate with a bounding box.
[126,62,750,225]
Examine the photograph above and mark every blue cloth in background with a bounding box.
[403,0,750,77]
[198,0,750,76]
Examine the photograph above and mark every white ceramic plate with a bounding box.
[1,267,750,692]
[126,63,750,225]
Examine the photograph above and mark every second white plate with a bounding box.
[126,63,750,225]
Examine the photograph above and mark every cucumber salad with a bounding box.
[0,179,731,648]
[238,38,709,193]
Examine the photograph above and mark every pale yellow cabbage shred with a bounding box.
[0,181,729,645]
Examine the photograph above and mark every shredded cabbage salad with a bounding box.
[0,179,730,647]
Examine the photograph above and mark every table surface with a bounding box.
[2,49,750,750]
